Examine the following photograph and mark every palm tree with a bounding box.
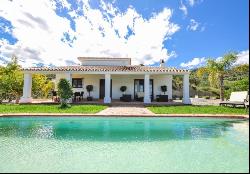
[197,52,237,101]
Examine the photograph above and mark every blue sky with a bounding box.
[0,0,249,68]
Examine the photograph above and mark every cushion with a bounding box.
[229,91,248,102]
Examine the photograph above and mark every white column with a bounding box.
[104,74,111,103]
[55,74,61,90]
[168,75,173,100]
[65,73,72,85]
[20,73,32,103]
[183,74,191,104]
[144,74,151,103]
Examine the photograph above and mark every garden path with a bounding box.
[97,105,154,115]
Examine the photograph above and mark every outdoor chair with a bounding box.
[52,91,59,102]
[80,92,84,101]
[219,91,248,108]
[74,92,81,102]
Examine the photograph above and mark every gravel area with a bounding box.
[190,98,221,106]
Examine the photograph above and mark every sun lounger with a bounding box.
[220,91,248,107]
[244,95,249,110]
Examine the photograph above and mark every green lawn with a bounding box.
[0,104,107,114]
[148,105,248,115]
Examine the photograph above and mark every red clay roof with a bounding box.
[22,65,189,73]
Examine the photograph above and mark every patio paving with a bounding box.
[97,105,154,115]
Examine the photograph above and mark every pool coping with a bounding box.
[0,113,248,119]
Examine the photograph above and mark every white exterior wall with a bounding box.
[54,74,173,100]
[80,60,130,66]
[151,74,173,100]
[71,74,104,99]
[78,58,131,66]
[112,75,142,100]
[112,74,172,100]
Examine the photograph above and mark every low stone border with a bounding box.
[154,114,249,119]
[0,113,248,119]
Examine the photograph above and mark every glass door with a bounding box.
[134,79,153,101]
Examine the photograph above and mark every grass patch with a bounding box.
[148,105,248,115]
[0,104,107,114]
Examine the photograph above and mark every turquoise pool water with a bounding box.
[0,117,248,173]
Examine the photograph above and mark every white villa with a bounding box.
[20,57,191,104]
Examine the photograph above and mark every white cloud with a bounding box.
[180,50,249,69]
[216,51,249,65]
[179,1,188,16]
[187,0,203,7]
[187,0,195,6]
[235,50,249,65]
[187,19,200,31]
[200,26,206,32]
[179,0,204,17]
[0,0,180,67]
[180,57,206,69]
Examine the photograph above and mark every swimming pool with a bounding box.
[0,117,248,173]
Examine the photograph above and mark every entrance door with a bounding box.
[99,79,112,99]
[134,79,154,101]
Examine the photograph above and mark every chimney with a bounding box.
[160,59,165,67]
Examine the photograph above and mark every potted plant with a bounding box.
[86,85,93,101]
[120,86,127,95]
[57,78,73,108]
[161,85,167,95]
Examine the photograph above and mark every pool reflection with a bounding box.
[0,117,247,142]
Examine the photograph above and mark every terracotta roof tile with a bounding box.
[22,65,189,73]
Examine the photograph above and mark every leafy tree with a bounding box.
[231,77,249,91]
[226,64,249,81]
[172,76,183,91]
[57,78,73,108]
[32,74,54,98]
[0,56,23,103]
[189,69,200,90]
[0,66,4,103]
[232,64,249,73]
[196,86,220,97]
[0,56,55,103]
[225,77,249,99]
[197,52,237,101]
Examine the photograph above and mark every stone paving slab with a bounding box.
[97,106,154,115]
